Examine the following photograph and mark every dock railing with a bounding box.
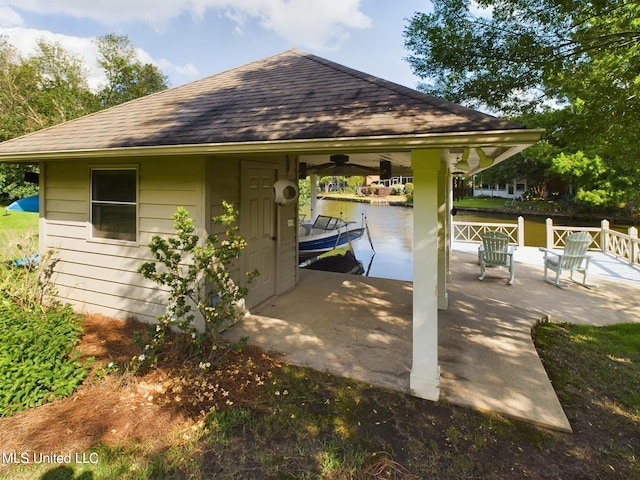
[546,218,639,266]
[452,216,524,247]
[452,216,639,266]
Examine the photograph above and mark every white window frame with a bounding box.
[89,166,139,244]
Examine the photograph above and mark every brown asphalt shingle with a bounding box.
[0,49,524,154]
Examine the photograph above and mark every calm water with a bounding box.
[304,199,625,282]
[304,200,414,281]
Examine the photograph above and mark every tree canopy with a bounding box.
[0,34,168,201]
[404,0,640,211]
[96,34,169,108]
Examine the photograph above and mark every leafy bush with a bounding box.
[404,182,414,195]
[390,185,405,195]
[0,302,91,416]
[138,203,257,365]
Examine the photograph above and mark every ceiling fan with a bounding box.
[304,154,382,175]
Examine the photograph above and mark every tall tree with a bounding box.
[0,38,97,200]
[404,0,640,210]
[24,40,98,127]
[0,34,169,201]
[95,34,169,108]
[0,37,96,140]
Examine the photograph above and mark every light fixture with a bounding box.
[476,147,494,168]
[454,148,470,171]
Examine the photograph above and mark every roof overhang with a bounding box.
[0,128,544,176]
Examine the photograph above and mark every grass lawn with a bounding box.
[453,197,512,209]
[0,208,38,233]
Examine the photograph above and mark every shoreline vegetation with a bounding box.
[317,193,639,225]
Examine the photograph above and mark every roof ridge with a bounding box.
[290,49,518,127]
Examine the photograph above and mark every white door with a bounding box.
[241,165,277,308]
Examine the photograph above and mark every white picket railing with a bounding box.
[452,216,639,266]
[452,216,525,247]
[546,218,639,266]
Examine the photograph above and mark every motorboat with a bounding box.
[298,215,366,262]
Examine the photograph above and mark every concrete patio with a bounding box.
[226,248,640,432]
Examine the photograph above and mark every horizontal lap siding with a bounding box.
[209,158,240,231]
[44,157,204,323]
[209,159,241,282]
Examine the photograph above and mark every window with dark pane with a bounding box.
[91,169,137,242]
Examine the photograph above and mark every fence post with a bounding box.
[546,218,553,249]
[629,226,638,266]
[601,219,609,253]
[517,216,525,247]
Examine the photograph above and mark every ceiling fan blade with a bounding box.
[307,163,378,173]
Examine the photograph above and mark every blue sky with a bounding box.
[0,1,432,91]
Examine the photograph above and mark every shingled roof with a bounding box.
[0,49,527,156]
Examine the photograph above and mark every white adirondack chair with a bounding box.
[539,232,595,288]
[479,231,515,285]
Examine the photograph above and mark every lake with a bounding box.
[302,199,413,281]
[303,199,623,282]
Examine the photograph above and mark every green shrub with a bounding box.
[404,182,414,195]
[138,203,257,366]
[390,185,405,195]
[0,302,91,416]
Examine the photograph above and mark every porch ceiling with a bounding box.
[300,144,519,177]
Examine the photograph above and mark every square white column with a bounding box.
[410,149,441,401]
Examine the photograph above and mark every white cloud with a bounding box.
[0,0,372,49]
[0,26,198,90]
[0,0,373,89]
[218,0,372,49]
[0,5,24,27]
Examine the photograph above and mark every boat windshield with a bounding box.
[312,215,347,230]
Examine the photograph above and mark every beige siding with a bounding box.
[209,157,241,230]
[277,200,298,294]
[276,156,299,294]
[42,153,298,324]
[43,157,205,323]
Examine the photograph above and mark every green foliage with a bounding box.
[404,0,640,210]
[0,36,96,141]
[0,164,38,201]
[345,175,364,193]
[95,34,169,108]
[0,33,168,201]
[297,177,310,208]
[0,302,91,416]
[550,151,613,207]
[404,182,414,195]
[138,203,257,364]
[319,176,334,192]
